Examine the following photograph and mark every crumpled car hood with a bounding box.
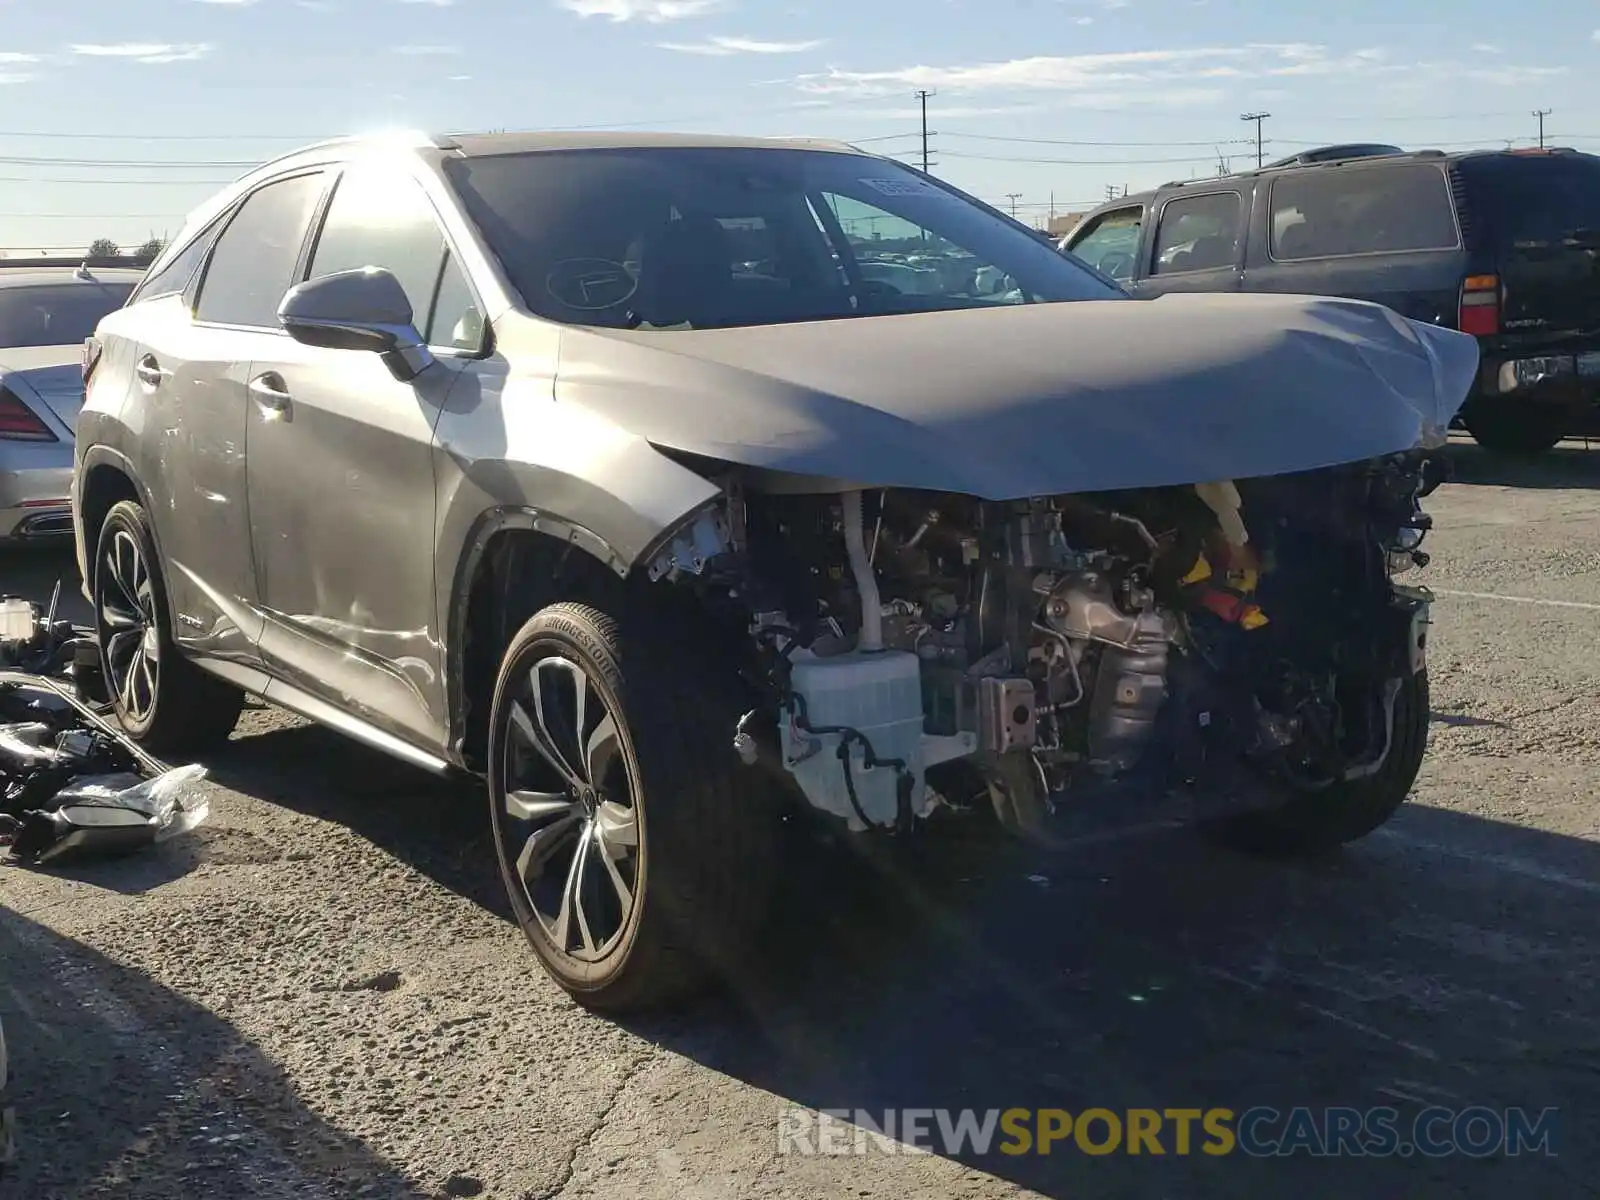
[553,291,1480,498]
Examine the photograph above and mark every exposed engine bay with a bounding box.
[649,451,1446,836]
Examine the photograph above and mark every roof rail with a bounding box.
[239,129,444,179]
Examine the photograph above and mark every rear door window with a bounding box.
[1150,193,1242,275]
[1066,207,1143,282]
[1269,163,1459,260]
[133,217,225,303]
[195,171,326,328]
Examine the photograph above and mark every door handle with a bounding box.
[248,372,293,420]
[135,355,168,389]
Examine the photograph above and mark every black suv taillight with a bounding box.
[0,388,56,442]
[1458,274,1500,336]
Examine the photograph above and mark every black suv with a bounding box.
[1063,144,1600,455]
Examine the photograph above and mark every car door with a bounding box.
[127,170,328,674]
[1062,204,1145,288]
[1240,162,1466,325]
[245,160,480,755]
[1131,189,1247,298]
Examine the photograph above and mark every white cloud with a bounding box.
[0,52,40,63]
[391,43,462,54]
[399,0,456,5]
[1470,41,1501,53]
[791,42,1552,103]
[1075,16,1094,25]
[659,35,822,55]
[0,71,36,84]
[191,0,258,5]
[559,0,720,22]
[71,42,212,63]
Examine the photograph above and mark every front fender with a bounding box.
[432,367,723,760]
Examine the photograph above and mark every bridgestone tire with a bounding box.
[487,601,778,1012]
[1205,669,1430,857]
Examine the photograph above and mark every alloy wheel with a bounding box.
[500,655,640,963]
[98,528,160,724]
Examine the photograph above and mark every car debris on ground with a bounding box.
[0,589,209,867]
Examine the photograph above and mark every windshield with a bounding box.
[0,281,134,349]
[1460,155,1600,250]
[443,147,1122,331]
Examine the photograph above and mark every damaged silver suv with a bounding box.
[75,132,1476,1011]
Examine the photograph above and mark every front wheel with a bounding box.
[1204,669,1430,857]
[487,601,777,1012]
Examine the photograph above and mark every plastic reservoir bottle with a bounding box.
[780,648,926,831]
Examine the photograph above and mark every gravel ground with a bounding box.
[2,437,1598,1199]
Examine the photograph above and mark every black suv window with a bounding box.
[195,172,325,328]
[308,165,449,332]
[1456,153,1600,248]
[1151,192,1241,275]
[1067,207,1142,282]
[1270,163,1458,260]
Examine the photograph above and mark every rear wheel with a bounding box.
[1205,669,1430,857]
[487,601,778,1012]
[92,500,244,755]
[1464,405,1565,456]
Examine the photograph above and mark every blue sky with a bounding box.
[1,0,1595,251]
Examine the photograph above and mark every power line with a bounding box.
[0,214,184,219]
[0,175,234,185]
[940,131,1257,148]
[0,130,327,142]
[0,154,257,169]
[937,149,1241,166]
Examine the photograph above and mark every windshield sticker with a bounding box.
[860,177,948,198]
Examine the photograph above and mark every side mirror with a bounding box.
[278,267,435,382]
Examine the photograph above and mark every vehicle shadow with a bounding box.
[1443,438,1600,490]
[0,906,421,1199]
[204,720,1598,1199]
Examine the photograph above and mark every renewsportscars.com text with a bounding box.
[777,1106,1560,1159]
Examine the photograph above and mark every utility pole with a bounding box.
[1240,111,1270,168]
[1049,191,1056,224]
[915,89,936,173]
[1533,108,1551,148]
[1005,193,1022,218]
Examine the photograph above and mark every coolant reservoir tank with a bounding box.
[780,649,927,831]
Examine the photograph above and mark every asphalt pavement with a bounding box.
[2,438,1598,1199]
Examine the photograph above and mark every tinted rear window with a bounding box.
[1457,154,1600,249]
[0,281,135,349]
[1270,162,1459,260]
